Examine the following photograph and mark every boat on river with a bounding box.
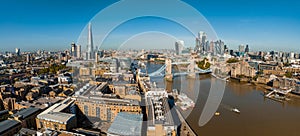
[231,108,240,114]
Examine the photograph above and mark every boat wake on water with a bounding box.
[219,103,241,114]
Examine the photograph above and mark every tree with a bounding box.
[226,58,239,63]
[257,70,263,75]
[283,63,291,67]
[197,58,211,70]
[285,72,293,78]
[253,75,259,81]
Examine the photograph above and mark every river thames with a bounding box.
[147,62,300,136]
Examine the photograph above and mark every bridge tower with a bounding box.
[165,58,173,81]
[187,56,196,78]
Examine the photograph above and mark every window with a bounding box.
[40,121,43,128]
[96,107,100,118]
[84,105,89,115]
[107,109,111,122]
[54,124,58,130]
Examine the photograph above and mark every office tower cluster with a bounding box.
[238,44,251,53]
[238,44,245,53]
[229,44,250,57]
[195,31,225,55]
[195,31,207,53]
[70,42,81,59]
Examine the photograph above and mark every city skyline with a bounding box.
[0,0,300,52]
[2,1,300,136]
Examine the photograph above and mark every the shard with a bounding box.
[86,22,94,60]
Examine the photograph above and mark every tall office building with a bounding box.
[229,50,234,56]
[175,40,184,55]
[15,48,20,56]
[204,41,210,52]
[245,45,250,53]
[201,31,207,52]
[195,38,200,51]
[279,52,284,58]
[195,31,207,53]
[198,31,206,44]
[238,44,245,53]
[77,45,81,59]
[71,42,77,58]
[26,54,31,63]
[98,50,104,58]
[220,40,225,55]
[86,22,94,60]
[214,40,225,55]
[290,52,295,59]
[209,41,214,53]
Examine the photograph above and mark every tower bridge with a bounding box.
[147,58,212,78]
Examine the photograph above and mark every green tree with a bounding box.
[197,58,211,70]
[285,72,293,78]
[226,58,239,63]
[283,63,291,67]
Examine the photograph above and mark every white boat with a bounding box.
[231,108,240,114]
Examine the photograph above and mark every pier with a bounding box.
[265,88,292,97]
[265,88,292,102]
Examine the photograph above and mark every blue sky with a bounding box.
[0,0,300,52]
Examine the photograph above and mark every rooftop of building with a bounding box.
[75,82,108,97]
[107,112,142,136]
[0,110,9,116]
[18,128,37,135]
[0,120,21,134]
[111,79,135,85]
[37,97,76,124]
[39,97,74,115]
[140,80,151,90]
[12,107,40,119]
[16,97,61,110]
[146,97,174,127]
[76,95,140,106]
[74,81,140,105]
[37,112,75,124]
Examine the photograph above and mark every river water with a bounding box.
[146,62,300,136]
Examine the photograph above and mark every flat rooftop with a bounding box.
[75,82,108,97]
[107,112,143,136]
[76,96,140,106]
[12,107,40,119]
[0,110,9,116]
[16,97,61,110]
[37,97,76,124]
[0,120,21,134]
[37,112,75,124]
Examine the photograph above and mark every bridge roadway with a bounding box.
[148,63,212,77]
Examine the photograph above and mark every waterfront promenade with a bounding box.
[175,107,197,136]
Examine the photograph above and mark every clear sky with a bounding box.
[0,0,300,52]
